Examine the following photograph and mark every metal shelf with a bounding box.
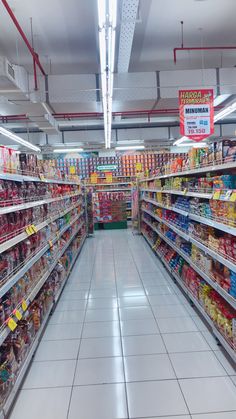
[142,196,189,217]
[141,207,236,273]
[139,160,236,181]
[95,188,131,192]
[0,172,80,185]
[141,193,236,237]
[141,188,212,200]
[0,223,85,346]
[189,235,236,272]
[0,192,81,216]
[0,200,83,254]
[141,207,190,241]
[189,214,236,236]
[142,231,236,364]
[87,182,131,186]
[0,210,84,298]
[1,234,86,418]
[142,217,236,310]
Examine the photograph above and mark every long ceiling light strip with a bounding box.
[53,148,83,153]
[115,145,145,151]
[0,127,40,152]
[214,101,236,122]
[97,0,117,149]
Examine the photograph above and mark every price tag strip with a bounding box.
[14,310,23,321]
[213,190,221,200]
[21,300,28,312]
[7,317,17,331]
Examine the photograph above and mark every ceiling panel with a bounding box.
[130,0,236,71]
[0,0,99,74]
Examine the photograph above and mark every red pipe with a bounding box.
[174,46,236,64]
[2,0,46,90]
[0,105,224,123]
[54,112,103,118]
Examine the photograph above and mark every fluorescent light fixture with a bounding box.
[109,0,117,27]
[0,127,40,152]
[99,31,106,74]
[213,94,231,107]
[214,101,236,122]
[115,145,145,151]
[176,142,208,148]
[53,148,83,153]
[42,102,52,115]
[98,0,117,149]
[98,0,106,28]
[174,136,208,147]
[173,136,189,146]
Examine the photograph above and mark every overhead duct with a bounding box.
[0,56,28,96]
[117,0,139,73]
[0,56,59,135]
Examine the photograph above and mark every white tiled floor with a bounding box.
[9,230,236,419]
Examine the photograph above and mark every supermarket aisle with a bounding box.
[10,230,236,419]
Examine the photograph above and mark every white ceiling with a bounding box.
[0,0,99,74]
[131,0,236,71]
[1,0,236,74]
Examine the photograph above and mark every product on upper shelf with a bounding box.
[0,231,85,408]
[141,225,236,350]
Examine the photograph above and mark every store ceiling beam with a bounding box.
[0,104,225,123]
[117,0,139,73]
[173,46,236,64]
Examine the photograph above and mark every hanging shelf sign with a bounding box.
[179,89,214,142]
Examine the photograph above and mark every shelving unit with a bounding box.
[86,177,133,224]
[0,192,81,216]
[0,171,86,416]
[139,161,236,362]
[145,160,236,180]
[142,231,236,363]
[0,171,79,185]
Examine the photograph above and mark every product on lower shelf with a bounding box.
[93,191,127,223]
[142,224,236,351]
[0,230,85,408]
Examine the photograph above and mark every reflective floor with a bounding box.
[10,230,236,419]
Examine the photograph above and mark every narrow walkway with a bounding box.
[10,230,236,419]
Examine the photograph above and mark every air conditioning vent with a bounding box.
[7,62,15,80]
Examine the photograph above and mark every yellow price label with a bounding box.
[105,172,113,183]
[25,226,33,236]
[14,310,22,321]
[39,174,45,181]
[21,300,28,312]
[29,225,35,234]
[136,162,142,172]
[230,191,236,202]
[183,188,187,195]
[31,224,38,233]
[7,317,17,332]
[90,173,98,184]
[213,190,221,200]
[69,166,76,175]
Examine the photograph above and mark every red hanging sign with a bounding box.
[179,89,214,142]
